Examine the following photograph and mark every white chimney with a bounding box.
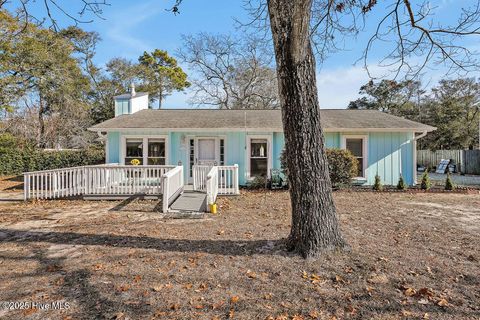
[130,83,136,97]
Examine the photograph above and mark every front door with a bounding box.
[197,138,216,166]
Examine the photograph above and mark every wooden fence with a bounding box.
[417,150,480,174]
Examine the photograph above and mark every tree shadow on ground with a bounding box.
[1,248,152,318]
[0,229,286,257]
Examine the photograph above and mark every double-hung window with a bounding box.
[147,139,166,165]
[345,138,365,177]
[125,139,143,165]
[250,139,268,177]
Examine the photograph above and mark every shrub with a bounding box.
[248,176,267,189]
[326,149,358,187]
[280,148,358,188]
[420,171,431,190]
[397,175,407,190]
[445,172,455,191]
[0,148,105,175]
[373,174,383,191]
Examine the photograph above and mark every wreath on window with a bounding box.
[130,158,140,166]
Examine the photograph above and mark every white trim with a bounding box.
[246,134,273,180]
[120,134,169,165]
[412,131,428,185]
[341,134,369,179]
[89,127,435,133]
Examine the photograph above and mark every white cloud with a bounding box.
[104,1,162,57]
[316,66,370,109]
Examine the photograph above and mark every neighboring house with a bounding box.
[89,90,435,186]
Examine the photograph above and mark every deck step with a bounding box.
[170,191,207,213]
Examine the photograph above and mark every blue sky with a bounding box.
[18,0,479,108]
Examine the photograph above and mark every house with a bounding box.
[88,89,435,187]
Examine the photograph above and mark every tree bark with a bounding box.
[38,93,46,149]
[267,0,347,258]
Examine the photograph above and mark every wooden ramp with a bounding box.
[170,191,207,213]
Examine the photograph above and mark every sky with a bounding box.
[16,0,479,109]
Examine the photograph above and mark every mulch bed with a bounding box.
[0,191,479,319]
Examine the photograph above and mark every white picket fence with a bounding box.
[193,164,239,195]
[23,165,176,201]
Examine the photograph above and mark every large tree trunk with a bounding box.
[268,0,347,258]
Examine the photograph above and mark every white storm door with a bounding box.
[197,138,216,165]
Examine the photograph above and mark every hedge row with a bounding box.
[280,148,358,187]
[0,148,105,175]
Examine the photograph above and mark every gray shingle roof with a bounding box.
[89,109,436,132]
[114,92,149,99]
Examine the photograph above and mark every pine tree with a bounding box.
[445,172,455,191]
[420,172,431,190]
[373,174,383,191]
[397,175,407,190]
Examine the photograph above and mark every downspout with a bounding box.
[412,131,428,185]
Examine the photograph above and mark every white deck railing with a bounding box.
[162,165,184,213]
[217,165,240,195]
[192,165,212,191]
[206,166,219,209]
[23,165,175,200]
[193,164,239,195]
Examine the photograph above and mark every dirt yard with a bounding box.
[0,182,479,319]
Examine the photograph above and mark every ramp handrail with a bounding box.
[162,165,184,213]
[206,166,219,209]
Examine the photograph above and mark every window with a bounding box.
[219,139,225,166]
[116,99,130,115]
[124,137,167,165]
[189,139,194,178]
[147,139,165,165]
[250,139,268,177]
[345,138,364,177]
[125,139,143,165]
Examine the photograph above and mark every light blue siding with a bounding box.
[105,130,416,186]
[324,132,340,148]
[107,132,120,163]
[367,132,414,186]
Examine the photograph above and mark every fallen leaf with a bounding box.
[152,285,163,292]
[230,296,240,304]
[367,273,389,284]
[246,269,257,279]
[133,275,142,283]
[212,300,225,309]
[309,310,319,319]
[228,308,235,318]
[402,310,413,317]
[437,298,449,307]
[417,287,434,298]
[404,288,416,297]
[117,284,130,292]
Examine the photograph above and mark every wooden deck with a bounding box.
[170,191,207,213]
